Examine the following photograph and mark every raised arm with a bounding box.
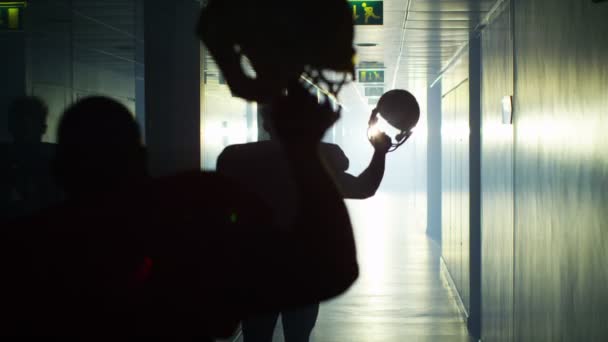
[333,133,391,199]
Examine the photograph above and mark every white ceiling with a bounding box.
[28,0,498,98]
[354,0,497,88]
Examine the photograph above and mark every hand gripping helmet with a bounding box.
[368,89,420,152]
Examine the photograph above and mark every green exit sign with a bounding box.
[358,70,384,83]
[0,3,25,31]
[349,1,383,25]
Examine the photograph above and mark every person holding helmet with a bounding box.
[199,1,364,340]
[201,0,422,340]
[217,89,420,342]
[217,109,390,342]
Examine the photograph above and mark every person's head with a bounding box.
[198,0,355,102]
[54,97,146,198]
[8,96,48,143]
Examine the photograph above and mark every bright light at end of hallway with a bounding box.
[202,121,250,147]
[346,195,392,293]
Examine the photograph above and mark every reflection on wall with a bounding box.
[478,0,608,340]
[480,1,514,341]
[24,0,139,143]
[513,0,608,340]
[201,52,257,170]
[441,51,471,314]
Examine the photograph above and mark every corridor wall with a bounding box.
[23,0,138,142]
[512,0,608,340]
[441,53,471,315]
[479,0,608,340]
[480,1,514,341]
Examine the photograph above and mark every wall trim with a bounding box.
[430,0,510,88]
[442,78,470,99]
[440,257,469,321]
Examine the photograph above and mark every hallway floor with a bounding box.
[236,193,472,342]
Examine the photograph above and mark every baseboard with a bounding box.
[440,257,469,322]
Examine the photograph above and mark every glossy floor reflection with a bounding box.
[234,192,471,342]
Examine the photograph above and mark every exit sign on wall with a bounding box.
[349,1,383,25]
[358,70,385,83]
[0,3,25,31]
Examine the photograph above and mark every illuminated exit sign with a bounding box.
[358,69,384,83]
[0,3,25,31]
[349,1,383,25]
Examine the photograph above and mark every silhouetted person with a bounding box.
[53,97,148,199]
[217,106,390,342]
[0,97,61,220]
[198,1,362,340]
[0,91,357,339]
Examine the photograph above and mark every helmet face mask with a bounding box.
[198,0,355,102]
[303,67,354,100]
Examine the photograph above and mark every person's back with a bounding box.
[219,141,295,227]
[1,93,358,338]
[217,106,390,342]
[219,140,349,227]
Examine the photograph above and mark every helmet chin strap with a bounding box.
[389,131,413,152]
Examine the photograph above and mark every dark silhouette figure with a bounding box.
[0,90,357,339]
[53,97,148,199]
[199,1,362,340]
[0,97,61,220]
[2,0,360,337]
[217,106,390,342]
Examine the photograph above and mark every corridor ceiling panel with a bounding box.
[71,0,139,74]
[30,0,140,75]
[29,1,500,93]
[353,0,498,87]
